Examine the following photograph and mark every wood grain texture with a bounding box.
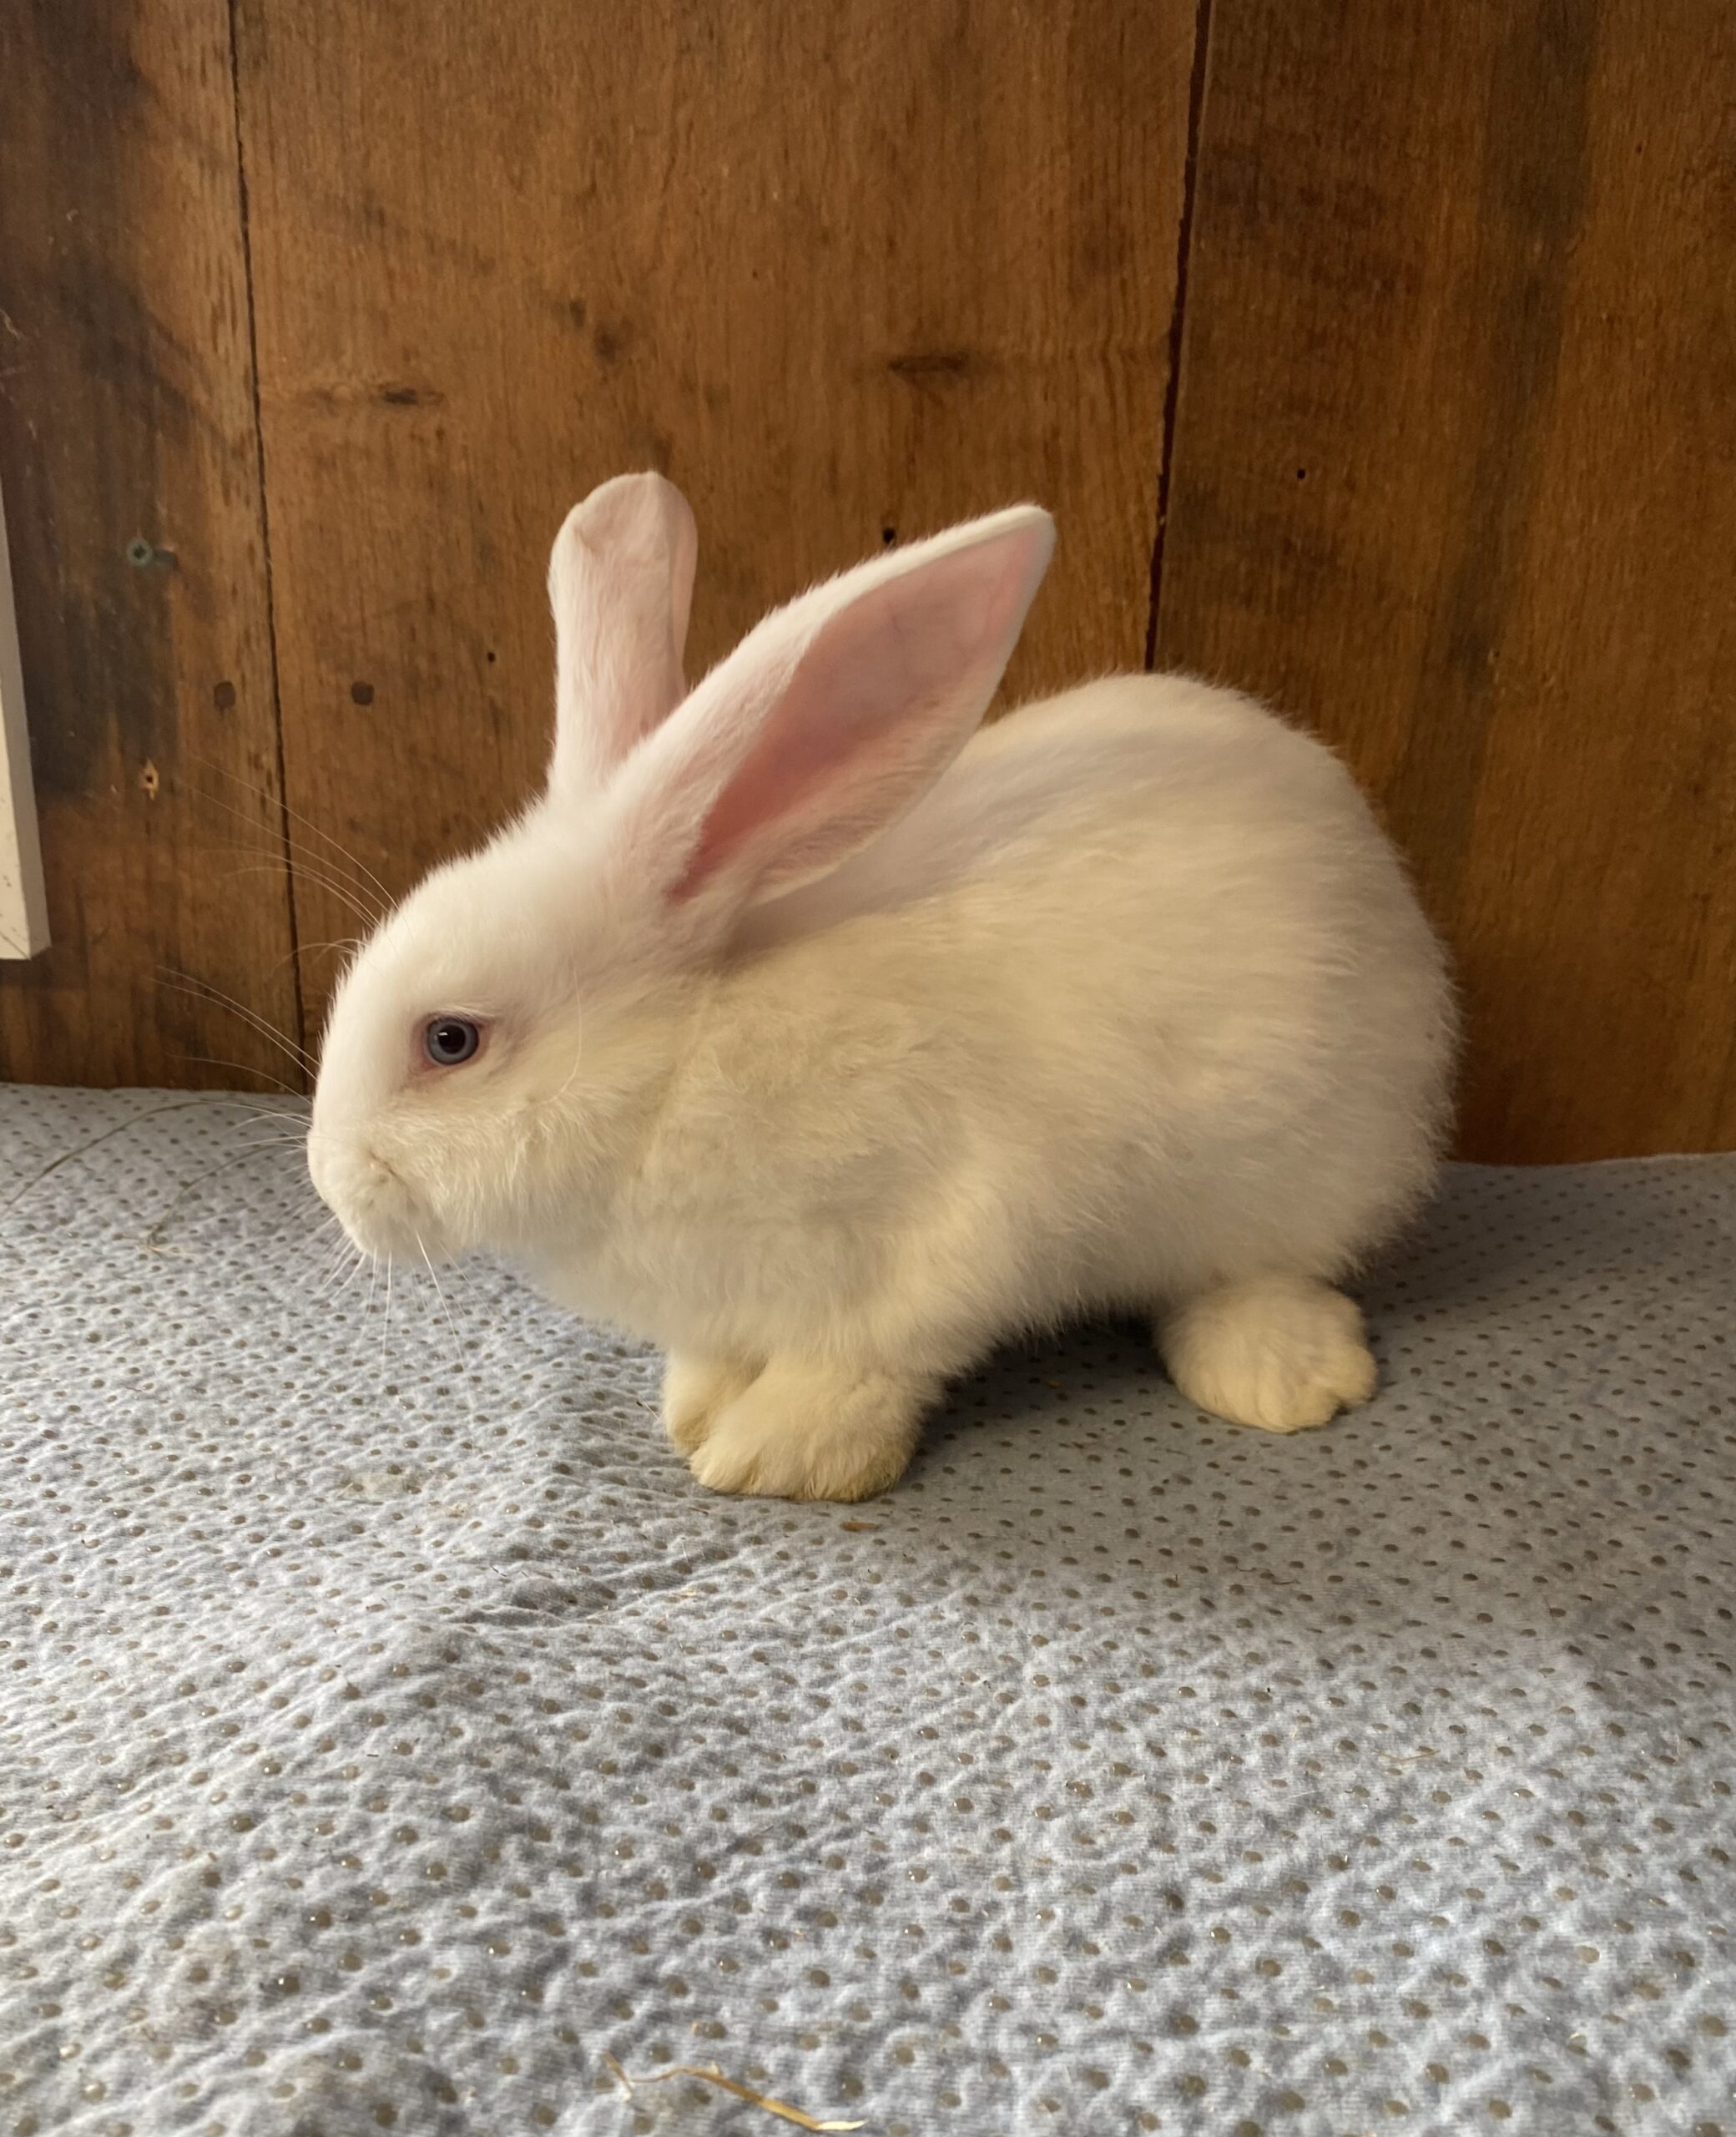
[0,1,299,1089]
[1154,0,1736,1159]
[231,0,1195,1029]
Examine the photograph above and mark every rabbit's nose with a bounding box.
[308,1135,405,1249]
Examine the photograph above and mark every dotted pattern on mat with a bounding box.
[0,1085,1733,2137]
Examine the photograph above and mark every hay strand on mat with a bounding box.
[603,2053,866,2131]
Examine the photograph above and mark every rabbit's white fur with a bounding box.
[310,476,1454,1501]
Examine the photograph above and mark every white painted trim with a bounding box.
[0,479,49,958]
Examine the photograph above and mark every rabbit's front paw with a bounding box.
[1159,1275,1378,1433]
[686,1357,927,1502]
[662,1352,761,1452]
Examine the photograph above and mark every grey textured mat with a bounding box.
[2,1086,1733,2137]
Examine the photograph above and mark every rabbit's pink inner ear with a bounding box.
[672,510,1053,905]
[548,472,698,803]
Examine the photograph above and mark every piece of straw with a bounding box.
[603,2053,867,2132]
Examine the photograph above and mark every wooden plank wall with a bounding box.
[2,0,1732,1160]
[1153,0,1736,1162]
[0,3,299,1092]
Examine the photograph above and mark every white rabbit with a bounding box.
[309,473,1455,1501]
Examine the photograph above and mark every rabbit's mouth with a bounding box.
[307,1133,454,1267]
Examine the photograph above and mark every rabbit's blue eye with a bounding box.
[424,1016,481,1067]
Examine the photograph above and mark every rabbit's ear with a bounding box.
[547,472,699,803]
[603,506,1054,921]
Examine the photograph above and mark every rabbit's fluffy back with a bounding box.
[529,672,1454,1379]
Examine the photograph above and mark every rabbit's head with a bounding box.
[308,473,1052,1266]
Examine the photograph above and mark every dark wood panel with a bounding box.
[0,0,299,1091]
[232,0,1196,1030]
[1156,0,1736,1160]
